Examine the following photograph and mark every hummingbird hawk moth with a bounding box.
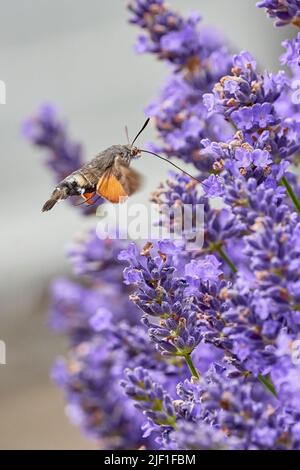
[42,118,202,212]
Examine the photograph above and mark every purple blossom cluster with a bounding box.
[281,32,300,69]
[22,104,82,178]
[48,231,190,448]
[128,0,228,75]
[24,0,300,450]
[23,104,103,213]
[173,364,300,450]
[52,338,149,449]
[203,50,300,169]
[257,0,300,27]
[120,0,300,449]
[50,233,176,449]
[129,0,233,172]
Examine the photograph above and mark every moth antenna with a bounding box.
[125,125,130,145]
[131,117,150,147]
[140,149,209,189]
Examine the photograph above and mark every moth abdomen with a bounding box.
[42,185,70,212]
[42,173,94,212]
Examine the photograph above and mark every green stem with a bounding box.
[183,354,200,379]
[214,251,278,397]
[281,176,300,215]
[216,246,238,274]
[258,374,277,398]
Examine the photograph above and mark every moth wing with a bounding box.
[113,164,142,196]
[96,160,142,203]
[81,191,96,205]
[96,167,128,203]
[77,150,117,187]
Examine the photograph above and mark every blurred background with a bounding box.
[0,0,291,449]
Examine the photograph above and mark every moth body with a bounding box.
[42,144,142,212]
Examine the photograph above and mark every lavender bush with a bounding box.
[24,1,300,450]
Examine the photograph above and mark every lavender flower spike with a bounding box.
[22,103,82,180]
[121,367,177,434]
[22,0,300,452]
[23,103,103,213]
[257,1,300,27]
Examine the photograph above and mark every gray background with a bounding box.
[0,0,291,449]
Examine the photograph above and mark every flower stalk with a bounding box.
[281,176,300,215]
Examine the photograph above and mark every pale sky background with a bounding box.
[0,0,292,449]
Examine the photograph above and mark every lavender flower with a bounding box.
[201,53,300,225]
[67,229,129,284]
[164,421,231,450]
[49,278,109,341]
[281,33,300,69]
[204,51,285,125]
[129,0,232,172]
[128,0,230,77]
[52,339,155,449]
[184,255,222,290]
[224,176,287,227]
[49,276,139,342]
[119,242,202,367]
[202,174,224,198]
[23,104,103,212]
[257,0,300,27]
[244,210,300,337]
[121,367,176,431]
[201,134,276,183]
[22,0,300,452]
[204,53,262,108]
[151,172,244,273]
[22,103,82,178]
[118,212,296,379]
[272,332,300,413]
[50,233,141,340]
[174,364,300,450]
[145,77,232,171]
